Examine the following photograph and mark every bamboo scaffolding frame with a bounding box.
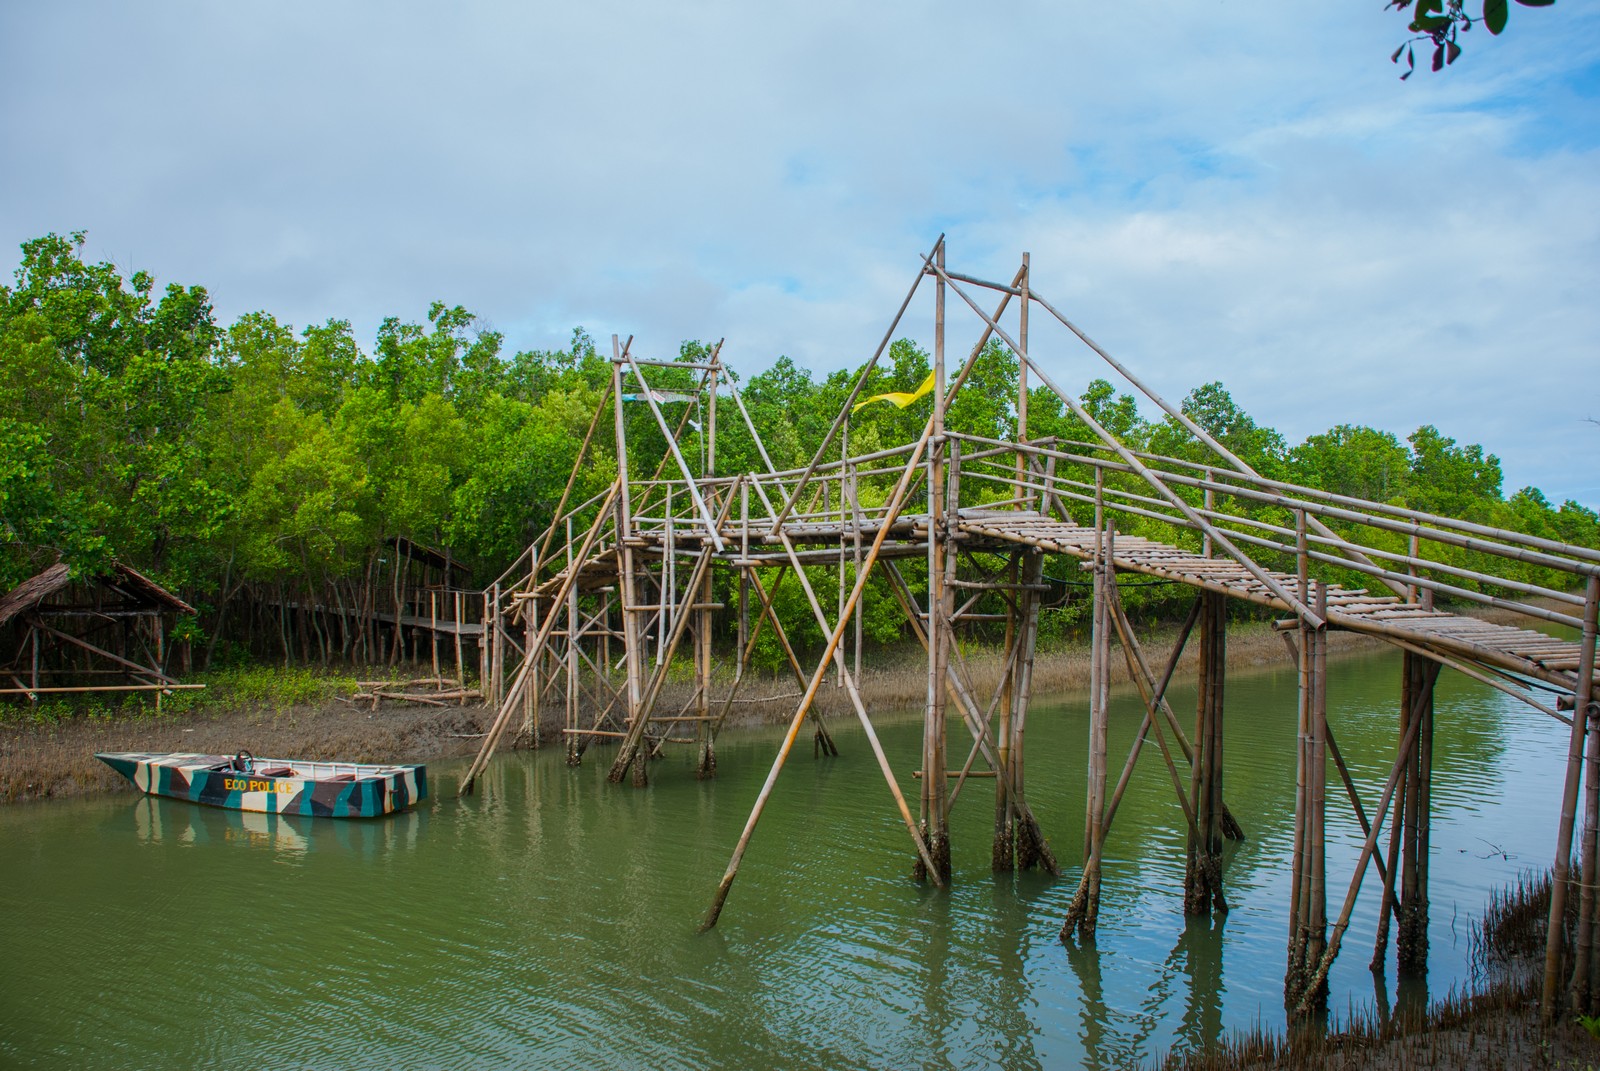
[446,243,1600,1013]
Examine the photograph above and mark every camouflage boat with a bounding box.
[96,751,427,819]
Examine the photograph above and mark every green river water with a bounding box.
[0,646,1567,1069]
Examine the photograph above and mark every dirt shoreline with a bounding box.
[0,601,1548,806]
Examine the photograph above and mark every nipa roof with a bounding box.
[0,561,195,629]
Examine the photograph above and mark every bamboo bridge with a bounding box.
[458,238,1600,1020]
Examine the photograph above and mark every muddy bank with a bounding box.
[0,619,1363,805]
[0,599,1551,806]
[0,701,490,804]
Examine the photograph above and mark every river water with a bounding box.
[0,647,1567,1069]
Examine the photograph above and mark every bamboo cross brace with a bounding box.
[534,381,614,579]
[622,350,725,552]
[720,565,836,750]
[629,353,722,521]
[608,486,739,779]
[573,693,626,750]
[700,423,947,931]
[1028,289,1409,600]
[770,247,1026,536]
[879,558,1056,864]
[1106,596,1202,840]
[765,525,933,840]
[27,619,179,685]
[1066,562,1203,922]
[726,376,779,477]
[460,480,620,794]
[1291,683,1431,1016]
[923,256,1324,630]
[1323,719,1392,890]
[1104,594,1246,840]
[945,634,1024,816]
[1101,601,1200,840]
[767,235,943,535]
[706,566,794,735]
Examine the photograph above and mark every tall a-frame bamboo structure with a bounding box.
[461,237,1600,1019]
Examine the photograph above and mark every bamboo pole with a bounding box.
[1292,663,1437,1016]
[1016,252,1030,509]
[1103,597,1202,837]
[1398,651,1438,977]
[1547,576,1600,1016]
[766,235,943,535]
[995,552,1019,872]
[1063,520,1113,941]
[460,480,620,794]
[430,591,439,678]
[920,263,953,881]
[1185,591,1228,916]
[699,410,949,932]
[924,260,1325,628]
[1305,582,1330,1012]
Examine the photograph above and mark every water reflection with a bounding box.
[0,646,1573,1070]
[126,794,424,858]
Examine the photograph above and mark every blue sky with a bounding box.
[3,2,1597,505]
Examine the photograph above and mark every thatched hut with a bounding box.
[0,561,197,702]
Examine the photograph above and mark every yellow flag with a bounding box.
[852,371,935,414]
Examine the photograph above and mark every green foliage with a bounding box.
[1,231,1594,675]
[1386,0,1555,79]
[0,232,229,589]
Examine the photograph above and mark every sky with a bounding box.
[3,2,1597,505]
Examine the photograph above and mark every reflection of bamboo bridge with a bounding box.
[461,238,1599,1020]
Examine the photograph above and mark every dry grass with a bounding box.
[1160,870,1600,1071]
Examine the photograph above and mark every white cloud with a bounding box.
[2,1,1597,502]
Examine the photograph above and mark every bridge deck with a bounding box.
[957,510,1590,690]
[531,508,1592,691]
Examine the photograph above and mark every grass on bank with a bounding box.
[1159,870,1600,1071]
[0,665,370,728]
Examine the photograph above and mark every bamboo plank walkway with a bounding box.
[529,504,1591,694]
[955,509,1591,690]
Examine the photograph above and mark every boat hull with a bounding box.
[95,752,427,819]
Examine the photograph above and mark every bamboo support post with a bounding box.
[1397,649,1438,977]
[1184,590,1228,916]
[1062,519,1113,942]
[1546,575,1600,1019]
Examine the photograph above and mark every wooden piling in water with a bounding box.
[1546,576,1600,1019]
[1062,519,1113,942]
[1397,649,1438,977]
[918,241,953,884]
[1286,571,1330,1014]
[1185,590,1228,916]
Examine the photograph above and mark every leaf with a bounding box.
[1401,44,1417,78]
[1515,0,1555,6]
[1483,0,1508,33]
[1392,43,1407,62]
[1447,39,1463,63]
[1432,43,1446,70]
